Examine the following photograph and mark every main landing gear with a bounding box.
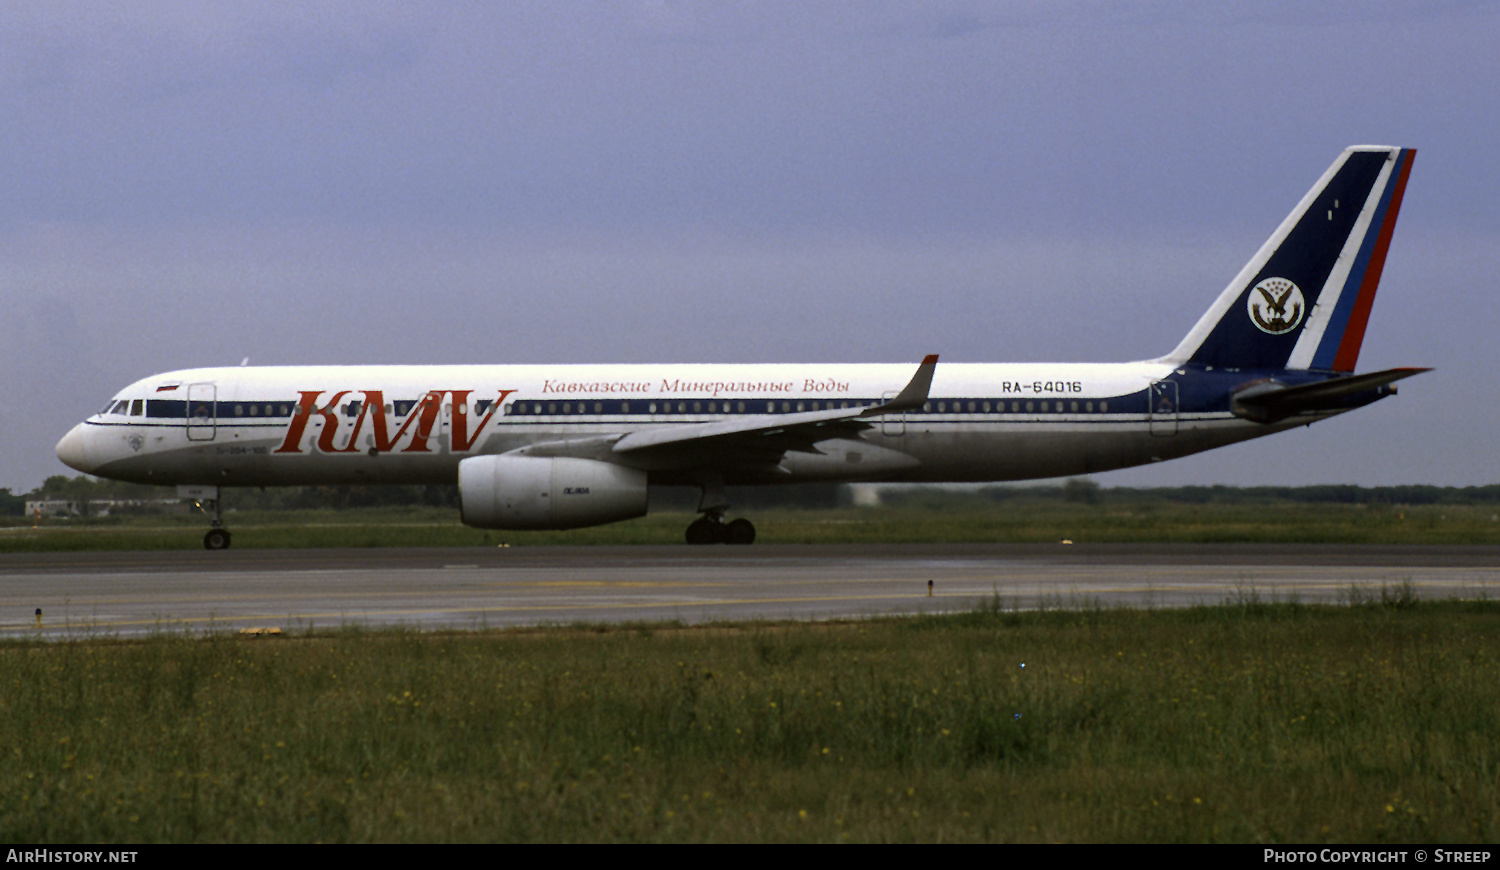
[686,514,756,545]
[184,485,232,550]
[684,472,755,545]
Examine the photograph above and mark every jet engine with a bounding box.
[458,455,648,530]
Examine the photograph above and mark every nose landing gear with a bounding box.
[183,484,232,550]
[204,526,231,550]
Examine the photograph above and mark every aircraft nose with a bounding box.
[56,423,96,473]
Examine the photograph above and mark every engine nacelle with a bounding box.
[458,455,648,530]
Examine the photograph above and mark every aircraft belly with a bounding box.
[864,417,1301,483]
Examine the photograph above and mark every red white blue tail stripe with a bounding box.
[1296,148,1415,371]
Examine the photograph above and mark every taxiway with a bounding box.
[2,544,1497,638]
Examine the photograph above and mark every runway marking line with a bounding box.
[480,581,731,589]
[1,574,1491,610]
[0,591,1005,632]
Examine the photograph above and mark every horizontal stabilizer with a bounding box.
[1230,367,1430,424]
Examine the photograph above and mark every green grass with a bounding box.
[5,500,1500,551]
[3,596,1497,842]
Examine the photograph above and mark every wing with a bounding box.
[510,355,938,470]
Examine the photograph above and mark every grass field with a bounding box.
[2,595,1497,843]
[5,498,1500,551]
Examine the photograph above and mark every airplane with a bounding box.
[56,145,1425,550]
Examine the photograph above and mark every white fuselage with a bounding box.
[57,360,1322,489]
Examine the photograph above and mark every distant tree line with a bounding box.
[7,475,1500,518]
[876,482,1500,509]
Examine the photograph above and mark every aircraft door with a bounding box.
[187,383,217,441]
[1149,380,1178,436]
[880,390,905,436]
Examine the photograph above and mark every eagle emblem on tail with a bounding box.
[1247,277,1305,335]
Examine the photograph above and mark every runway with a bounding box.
[3,544,1498,639]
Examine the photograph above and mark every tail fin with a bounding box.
[1165,146,1415,372]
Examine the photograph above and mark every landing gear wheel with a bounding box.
[204,528,231,550]
[725,518,756,545]
[686,517,727,545]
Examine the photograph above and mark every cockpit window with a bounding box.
[109,400,129,415]
[130,399,144,416]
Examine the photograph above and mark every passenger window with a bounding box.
[622,402,630,414]
[234,404,244,417]
[1070,401,1079,413]
[738,402,746,413]
[1025,401,1034,412]
[968,401,976,412]
[982,402,991,413]
[937,402,946,413]
[547,403,556,414]
[922,402,931,412]
[766,402,774,413]
[562,403,571,414]
[1085,401,1094,412]
[782,402,790,413]
[1100,401,1109,413]
[249,404,258,416]
[595,402,603,413]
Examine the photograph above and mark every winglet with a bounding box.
[865,354,938,415]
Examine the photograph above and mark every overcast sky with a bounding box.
[3,1,1497,492]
